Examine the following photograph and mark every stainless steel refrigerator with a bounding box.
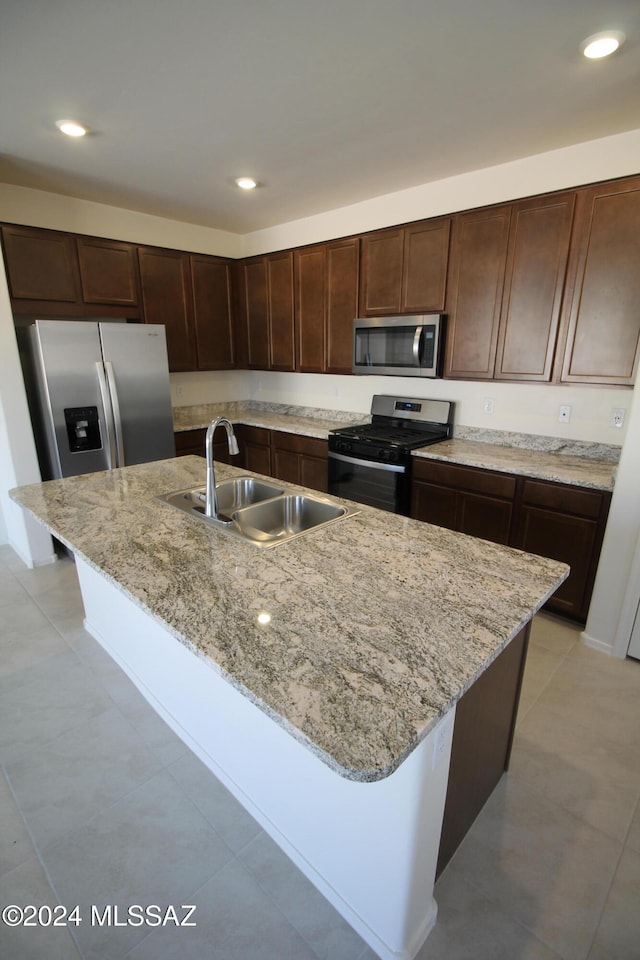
[20,319,176,480]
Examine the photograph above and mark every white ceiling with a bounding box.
[1,0,639,234]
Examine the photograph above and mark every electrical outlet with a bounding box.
[176,384,184,397]
[610,407,626,428]
[558,404,572,424]
[483,398,495,415]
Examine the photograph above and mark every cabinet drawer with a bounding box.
[174,429,206,455]
[237,425,270,447]
[520,479,604,518]
[271,431,327,457]
[412,459,516,499]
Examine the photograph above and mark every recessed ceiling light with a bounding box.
[55,119,88,137]
[580,31,625,59]
[235,177,257,190]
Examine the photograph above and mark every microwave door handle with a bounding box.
[412,326,423,367]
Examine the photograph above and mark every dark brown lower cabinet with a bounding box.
[411,459,611,622]
[411,460,515,545]
[437,624,529,878]
[271,431,328,493]
[512,479,611,622]
[174,429,232,464]
[235,425,272,476]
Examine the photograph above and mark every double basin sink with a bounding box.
[158,476,359,548]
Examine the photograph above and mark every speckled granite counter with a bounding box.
[173,401,618,491]
[10,457,567,782]
[413,438,616,491]
[173,400,362,439]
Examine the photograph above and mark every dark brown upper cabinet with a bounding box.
[495,193,575,381]
[446,194,575,382]
[359,218,450,317]
[242,257,270,368]
[295,244,325,373]
[240,251,295,371]
[267,250,296,371]
[556,176,640,386]
[295,236,360,374]
[2,224,81,305]
[138,246,197,372]
[191,254,235,369]
[445,206,511,379]
[326,237,360,374]
[1,224,142,318]
[76,236,140,307]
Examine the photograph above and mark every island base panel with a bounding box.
[75,556,455,960]
[436,623,530,877]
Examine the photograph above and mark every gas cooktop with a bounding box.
[330,395,454,452]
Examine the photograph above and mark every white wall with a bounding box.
[0,266,55,565]
[243,128,640,255]
[247,371,629,446]
[0,183,244,258]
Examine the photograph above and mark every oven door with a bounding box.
[328,451,410,515]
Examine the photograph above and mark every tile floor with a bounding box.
[1,542,639,960]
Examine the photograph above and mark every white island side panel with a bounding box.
[76,556,455,960]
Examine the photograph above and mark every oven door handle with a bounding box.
[328,451,406,473]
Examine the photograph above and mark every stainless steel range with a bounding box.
[328,394,454,515]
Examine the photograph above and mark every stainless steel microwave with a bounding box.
[352,314,445,377]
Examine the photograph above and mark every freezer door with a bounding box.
[98,323,175,466]
[30,320,113,477]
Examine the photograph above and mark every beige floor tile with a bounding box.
[449,776,622,960]
[512,706,640,842]
[626,800,640,854]
[530,612,581,656]
[588,847,640,960]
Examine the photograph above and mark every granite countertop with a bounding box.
[173,402,618,491]
[10,458,567,782]
[172,401,362,440]
[413,439,617,491]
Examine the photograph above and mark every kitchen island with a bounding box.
[11,457,567,960]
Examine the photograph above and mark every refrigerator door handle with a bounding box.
[104,361,125,467]
[95,362,117,469]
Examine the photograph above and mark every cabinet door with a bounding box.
[138,247,196,372]
[401,218,450,313]
[295,245,326,373]
[242,258,270,369]
[191,255,235,370]
[411,460,515,545]
[271,431,328,491]
[326,237,360,374]
[512,479,610,621]
[495,193,575,381]
[174,429,206,457]
[359,228,404,315]
[77,237,140,307]
[1,224,81,304]
[235,425,272,475]
[267,250,295,371]
[559,177,640,385]
[445,207,511,379]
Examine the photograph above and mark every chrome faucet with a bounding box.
[205,417,240,519]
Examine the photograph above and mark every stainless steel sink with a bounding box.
[231,494,348,545]
[157,477,358,547]
[159,477,284,519]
